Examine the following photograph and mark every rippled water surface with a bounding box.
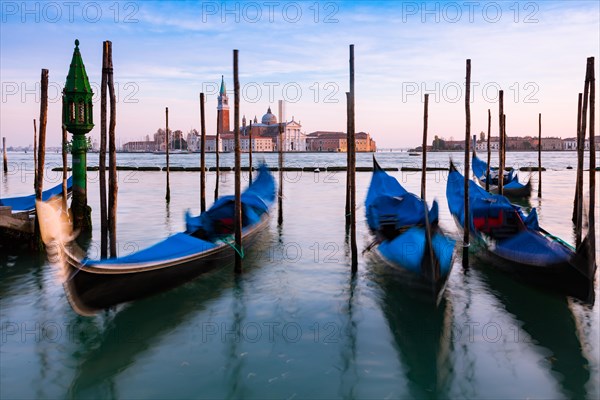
[1,151,598,399]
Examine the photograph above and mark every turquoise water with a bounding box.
[1,151,598,399]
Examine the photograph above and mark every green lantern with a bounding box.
[63,39,94,231]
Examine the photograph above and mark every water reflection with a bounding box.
[0,251,44,299]
[509,195,532,210]
[225,275,247,399]
[479,267,591,399]
[164,200,172,235]
[450,266,478,399]
[338,271,358,398]
[370,265,454,399]
[66,228,272,398]
[66,267,234,398]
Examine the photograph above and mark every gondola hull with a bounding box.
[472,154,531,198]
[369,235,453,304]
[474,175,532,198]
[447,164,595,303]
[455,222,593,302]
[63,216,270,314]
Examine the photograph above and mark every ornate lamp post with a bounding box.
[63,39,94,231]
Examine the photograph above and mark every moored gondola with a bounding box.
[447,161,595,302]
[37,165,275,314]
[472,153,531,198]
[364,157,456,300]
[1,176,73,213]
[1,177,73,245]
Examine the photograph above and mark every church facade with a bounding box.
[210,76,308,152]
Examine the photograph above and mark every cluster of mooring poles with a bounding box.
[27,43,595,280]
[572,57,596,268]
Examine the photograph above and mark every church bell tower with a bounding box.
[217,75,230,134]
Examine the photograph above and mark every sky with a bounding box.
[1,0,599,148]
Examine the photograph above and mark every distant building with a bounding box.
[125,76,383,153]
[539,137,563,151]
[475,138,499,151]
[306,131,347,152]
[243,109,307,151]
[205,135,223,152]
[436,134,599,151]
[123,128,187,152]
[122,140,157,152]
[562,137,578,151]
[444,139,466,150]
[562,137,595,150]
[186,129,201,152]
[219,134,274,152]
[356,132,377,152]
[306,131,376,152]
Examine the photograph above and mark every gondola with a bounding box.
[364,157,455,298]
[1,176,73,213]
[472,153,531,198]
[446,161,595,302]
[1,177,73,244]
[37,164,275,314]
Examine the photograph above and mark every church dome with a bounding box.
[261,107,277,125]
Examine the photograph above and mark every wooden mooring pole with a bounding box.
[573,93,584,230]
[421,93,436,279]
[2,137,7,174]
[215,105,220,201]
[348,44,357,271]
[34,70,49,249]
[165,107,170,203]
[248,120,253,185]
[498,90,504,196]
[278,102,284,226]
[586,56,596,268]
[100,41,109,258]
[36,69,48,202]
[345,97,351,229]
[33,120,37,188]
[421,94,429,200]
[503,114,507,175]
[200,93,207,213]
[537,113,542,198]
[577,64,591,247]
[463,59,471,268]
[486,109,491,192]
[233,49,243,274]
[107,41,118,258]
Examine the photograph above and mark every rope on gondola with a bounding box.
[219,235,245,259]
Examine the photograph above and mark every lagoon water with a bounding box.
[1,151,598,399]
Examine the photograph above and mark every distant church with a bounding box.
[209,76,307,152]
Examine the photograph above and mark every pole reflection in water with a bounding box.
[369,262,454,399]
[338,271,358,398]
[225,275,247,399]
[164,200,172,236]
[479,266,592,399]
